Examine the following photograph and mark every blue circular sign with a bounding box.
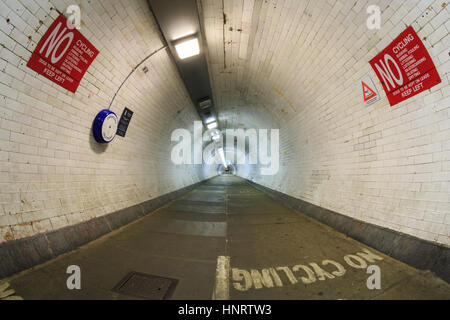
[93,109,119,143]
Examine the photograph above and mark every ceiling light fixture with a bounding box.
[209,128,220,140]
[205,116,216,124]
[174,36,200,60]
[198,97,212,109]
[207,122,218,130]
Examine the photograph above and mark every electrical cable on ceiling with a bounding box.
[108,45,168,109]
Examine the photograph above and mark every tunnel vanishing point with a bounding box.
[0,0,449,302]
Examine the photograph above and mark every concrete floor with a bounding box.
[4,176,450,300]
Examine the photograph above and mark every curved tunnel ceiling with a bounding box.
[199,0,399,127]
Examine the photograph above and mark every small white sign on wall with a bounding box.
[357,75,380,107]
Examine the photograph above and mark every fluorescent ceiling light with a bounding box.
[209,128,220,135]
[175,38,200,60]
[207,122,217,130]
[209,128,220,141]
[206,116,216,124]
[198,98,212,109]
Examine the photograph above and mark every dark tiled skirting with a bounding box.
[247,180,450,283]
[0,181,204,280]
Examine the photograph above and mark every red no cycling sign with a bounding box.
[27,14,99,93]
[370,26,441,107]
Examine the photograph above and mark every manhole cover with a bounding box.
[112,272,178,300]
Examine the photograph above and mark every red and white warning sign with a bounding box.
[27,14,99,93]
[369,26,441,107]
[357,75,380,106]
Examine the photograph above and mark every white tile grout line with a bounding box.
[212,256,230,300]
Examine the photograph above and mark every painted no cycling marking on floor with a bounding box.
[212,248,383,298]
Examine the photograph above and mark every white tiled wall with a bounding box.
[0,0,209,242]
[201,0,450,245]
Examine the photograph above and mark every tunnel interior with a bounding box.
[218,163,237,176]
[0,0,449,301]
